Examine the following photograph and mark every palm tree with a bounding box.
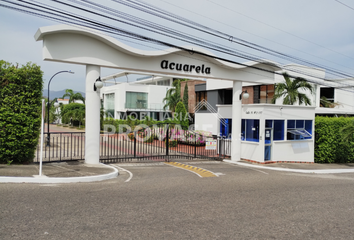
[163,79,181,112]
[271,72,314,105]
[62,89,85,104]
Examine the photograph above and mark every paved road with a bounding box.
[1,160,354,239]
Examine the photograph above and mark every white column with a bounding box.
[315,84,321,107]
[85,65,101,164]
[231,81,242,161]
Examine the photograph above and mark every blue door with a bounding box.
[264,129,272,161]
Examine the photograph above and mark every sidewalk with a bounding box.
[224,160,354,174]
[0,161,118,183]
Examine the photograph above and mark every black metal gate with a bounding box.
[99,123,222,163]
[35,124,229,163]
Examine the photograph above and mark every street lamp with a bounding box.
[47,70,74,147]
[93,77,103,91]
[239,90,249,100]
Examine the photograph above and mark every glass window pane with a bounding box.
[246,119,259,142]
[305,120,312,139]
[296,120,304,128]
[241,119,246,141]
[265,146,271,160]
[260,85,267,103]
[274,120,284,141]
[126,92,148,109]
[265,120,273,128]
[105,93,115,118]
[288,120,295,128]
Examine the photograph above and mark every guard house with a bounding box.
[218,104,315,163]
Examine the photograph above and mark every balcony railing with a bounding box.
[125,102,168,111]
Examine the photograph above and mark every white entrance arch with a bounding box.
[35,24,281,164]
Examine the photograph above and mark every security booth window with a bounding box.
[265,120,285,141]
[241,119,260,142]
[287,120,312,140]
[220,119,232,138]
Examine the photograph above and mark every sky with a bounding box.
[1,0,353,93]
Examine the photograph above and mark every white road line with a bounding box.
[224,161,269,175]
[111,165,133,182]
[224,160,354,174]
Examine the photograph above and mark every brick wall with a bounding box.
[181,80,205,113]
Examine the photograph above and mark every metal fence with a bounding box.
[35,126,231,163]
[35,132,85,162]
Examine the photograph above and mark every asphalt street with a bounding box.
[1,160,354,240]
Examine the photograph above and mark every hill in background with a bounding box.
[43,89,86,100]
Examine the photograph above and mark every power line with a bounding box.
[112,0,354,79]
[335,0,354,11]
[206,0,354,61]
[7,0,353,80]
[1,0,354,93]
[157,0,354,76]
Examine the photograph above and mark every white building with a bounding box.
[100,73,174,120]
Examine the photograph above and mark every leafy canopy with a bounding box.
[272,72,314,106]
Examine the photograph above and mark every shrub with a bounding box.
[128,132,134,140]
[315,116,354,163]
[0,61,43,163]
[166,139,178,147]
[174,102,189,130]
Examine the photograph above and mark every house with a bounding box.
[100,72,174,120]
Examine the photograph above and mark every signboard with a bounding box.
[206,138,217,150]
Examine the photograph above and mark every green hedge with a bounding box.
[315,116,354,163]
[0,61,43,164]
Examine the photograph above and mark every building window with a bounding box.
[196,91,207,110]
[241,119,260,142]
[126,92,148,109]
[265,120,285,141]
[287,120,312,140]
[254,85,274,104]
[218,89,232,104]
[196,91,207,102]
[105,93,115,118]
[320,87,335,103]
[220,119,232,138]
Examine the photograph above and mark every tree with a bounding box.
[61,103,85,126]
[0,60,43,163]
[62,89,85,104]
[271,72,314,105]
[174,101,189,130]
[163,80,181,112]
[183,82,189,113]
[43,97,60,124]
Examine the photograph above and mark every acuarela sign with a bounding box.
[160,60,211,74]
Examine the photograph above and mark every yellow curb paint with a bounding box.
[165,162,217,178]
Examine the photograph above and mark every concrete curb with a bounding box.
[223,160,354,174]
[0,164,118,183]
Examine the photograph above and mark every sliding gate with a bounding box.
[99,123,222,163]
[35,124,227,163]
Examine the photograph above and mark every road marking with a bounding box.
[165,162,218,178]
[224,161,269,175]
[111,165,133,182]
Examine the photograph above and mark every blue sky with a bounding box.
[1,0,353,92]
